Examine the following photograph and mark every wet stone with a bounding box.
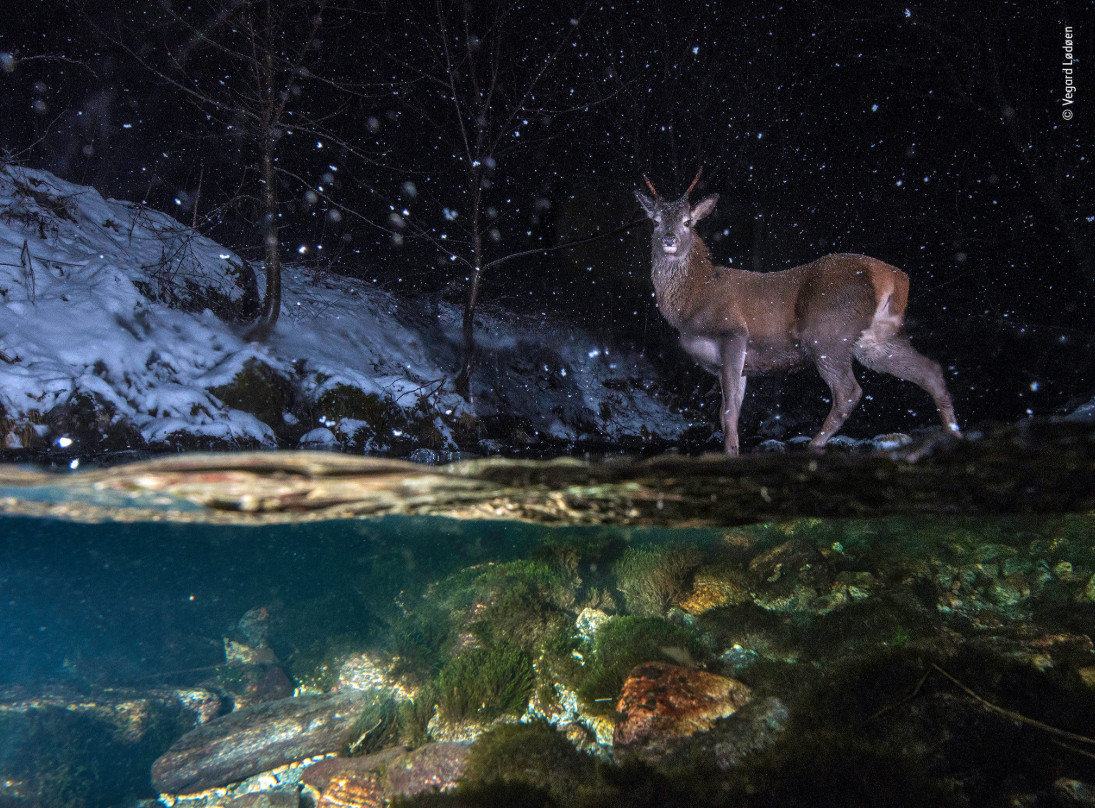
[574,607,611,642]
[152,691,369,794]
[315,773,384,808]
[300,747,408,792]
[223,787,301,808]
[710,696,791,771]
[338,653,415,702]
[382,741,470,797]
[301,743,469,805]
[678,568,751,615]
[613,662,753,761]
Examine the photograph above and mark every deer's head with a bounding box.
[635,172,718,261]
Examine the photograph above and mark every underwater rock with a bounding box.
[612,662,752,760]
[301,746,409,791]
[427,713,513,744]
[381,741,470,797]
[223,786,301,808]
[678,568,751,615]
[1079,573,1095,604]
[301,743,469,805]
[337,653,415,702]
[176,688,224,726]
[709,696,790,770]
[315,772,385,808]
[220,663,295,711]
[1054,777,1095,805]
[575,607,611,642]
[0,686,199,808]
[748,537,825,584]
[151,691,368,794]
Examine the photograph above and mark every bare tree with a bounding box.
[102,0,363,341]
[375,1,605,399]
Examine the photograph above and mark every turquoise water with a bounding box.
[2,473,1095,807]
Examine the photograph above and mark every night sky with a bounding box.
[2,0,1093,432]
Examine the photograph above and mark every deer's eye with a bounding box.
[682,218,693,228]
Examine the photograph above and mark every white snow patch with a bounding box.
[0,166,689,453]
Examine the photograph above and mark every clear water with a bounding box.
[2,458,1094,808]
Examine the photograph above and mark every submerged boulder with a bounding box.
[151,690,367,794]
[612,661,753,761]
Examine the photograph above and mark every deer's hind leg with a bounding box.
[855,333,961,436]
[810,353,863,449]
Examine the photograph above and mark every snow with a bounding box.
[0,166,689,455]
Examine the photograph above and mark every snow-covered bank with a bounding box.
[0,166,690,460]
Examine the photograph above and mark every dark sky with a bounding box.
[2,0,1093,426]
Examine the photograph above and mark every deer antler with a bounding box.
[686,168,703,195]
[642,174,660,200]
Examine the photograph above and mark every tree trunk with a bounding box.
[246,142,282,342]
[246,35,282,344]
[454,164,484,400]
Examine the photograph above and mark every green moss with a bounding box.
[396,688,437,747]
[316,384,392,424]
[471,560,578,652]
[344,689,401,756]
[0,704,190,808]
[614,545,703,616]
[208,359,294,429]
[436,641,535,723]
[576,616,708,711]
[462,721,596,800]
[388,602,453,682]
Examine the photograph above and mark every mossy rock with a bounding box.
[314,384,415,450]
[344,689,402,755]
[388,602,454,682]
[316,384,393,424]
[45,391,147,453]
[470,560,579,652]
[614,545,704,617]
[406,412,447,451]
[436,642,535,723]
[0,703,191,808]
[575,616,709,711]
[209,359,295,432]
[462,721,597,800]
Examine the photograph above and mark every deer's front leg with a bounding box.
[717,333,748,456]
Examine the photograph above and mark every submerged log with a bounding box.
[151,691,366,794]
[0,421,1093,528]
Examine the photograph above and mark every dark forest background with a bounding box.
[2,0,1093,433]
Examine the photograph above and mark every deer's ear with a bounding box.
[690,194,719,222]
[635,190,658,218]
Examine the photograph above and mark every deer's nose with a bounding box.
[662,234,678,250]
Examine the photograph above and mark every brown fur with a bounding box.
[636,185,960,455]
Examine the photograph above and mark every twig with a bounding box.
[192,164,204,230]
[931,663,1095,747]
[867,666,931,723]
[20,240,36,303]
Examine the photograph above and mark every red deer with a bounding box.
[636,172,960,455]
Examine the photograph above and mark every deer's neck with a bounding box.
[651,237,715,329]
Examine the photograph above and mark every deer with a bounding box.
[635,171,961,456]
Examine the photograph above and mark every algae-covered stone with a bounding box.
[679,567,752,615]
